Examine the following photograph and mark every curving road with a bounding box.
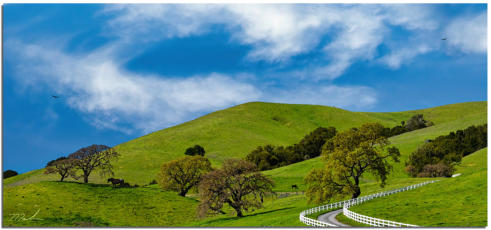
[317,209,350,227]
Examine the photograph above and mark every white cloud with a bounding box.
[8,41,261,134]
[445,12,487,54]
[8,37,381,133]
[102,4,446,79]
[267,85,377,110]
[381,4,439,30]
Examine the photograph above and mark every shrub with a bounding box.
[184,145,206,156]
[417,163,454,177]
[406,124,487,177]
[245,127,336,170]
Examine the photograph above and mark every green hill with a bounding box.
[346,148,487,227]
[3,182,199,227]
[6,101,486,186]
[2,101,487,227]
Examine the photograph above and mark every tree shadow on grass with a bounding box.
[45,181,111,188]
[197,207,295,226]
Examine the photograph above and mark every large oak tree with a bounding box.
[305,123,400,203]
[157,155,212,196]
[198,159,274,218]
[69,144,119,183]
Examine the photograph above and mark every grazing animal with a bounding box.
[291,184,298,190]
[107,178,124,186]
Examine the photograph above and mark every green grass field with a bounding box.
[345,148,487,227]
[3,101,487,227]
[3,182,199,227]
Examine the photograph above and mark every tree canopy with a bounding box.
[44,157,77,182]
[185,145,206,156]
[305,123,400,203]
[157,155,212,196]
[406,124,487,177]
[3,170,18,179]
[198,159,274,217]
[245,127,337,170]
[68,144,119,183]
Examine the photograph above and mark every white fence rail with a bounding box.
[299,180,438,227]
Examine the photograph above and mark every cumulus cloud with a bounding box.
[8,41,261,133]
[102,4,446,79]
[445,12,487,54]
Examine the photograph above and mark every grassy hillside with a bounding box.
[2,101,487,227]
[6,101,486,186]
[263,102,486,192]
[3,182,199,227]
[346,148,487,227]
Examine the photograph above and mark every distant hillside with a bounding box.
[5,101,487,186]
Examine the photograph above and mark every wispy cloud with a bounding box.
[8,41,261,134]
[267,85,377,110]
[445,12,487,54]
[102,4,449,79]
[6,4,486,134]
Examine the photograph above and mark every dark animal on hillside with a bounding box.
[107,178,124,186]
[291,184,298,190]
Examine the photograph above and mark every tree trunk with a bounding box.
[178,190,187,197]
[235,208,243,217]
[83,170,89,183]
[351,186,361,198]
[352,176,361,198]
[60,175,65,182]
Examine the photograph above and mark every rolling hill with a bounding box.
[3,101,487,227]
[5,101,486,186]
[346,148,487,226]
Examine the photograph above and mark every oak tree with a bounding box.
[198,159,274,218]
[44,157,77,182]
[305,123,400,203]
[157,155,212,197]
[69,144,119,183]
[3,170,18,179]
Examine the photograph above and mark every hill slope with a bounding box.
[3,182,199,227]
[347,148,487,226]
[2,101,487,227]
[5,101,486,186]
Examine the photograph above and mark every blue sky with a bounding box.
[3,4,487,173]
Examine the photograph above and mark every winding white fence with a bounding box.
[299,180,438,227]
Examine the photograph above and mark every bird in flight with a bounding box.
[441,38,447,40]
[51,95,60,99]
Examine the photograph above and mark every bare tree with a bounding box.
[198,159,274,218]
[69,145,119,183]
[44,157,77,182]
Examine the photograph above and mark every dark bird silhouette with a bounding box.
[441,38,447,40]
[51,95,60,99]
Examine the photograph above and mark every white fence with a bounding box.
[299,180,438,227]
